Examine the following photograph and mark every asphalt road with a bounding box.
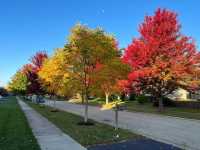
[88,139,181,150]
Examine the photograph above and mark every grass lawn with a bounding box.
[74,98,200,120]
[0,97,40,150]
[24,100,142,147]
[72,97,106,107]
[125,101,200,120]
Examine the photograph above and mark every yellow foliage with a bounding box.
[101,100,124,110]
[38,48,70,96]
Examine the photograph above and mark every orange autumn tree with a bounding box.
[123,8,200,111]
[94,57,130,104]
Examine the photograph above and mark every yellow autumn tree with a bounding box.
[38,48,72,99]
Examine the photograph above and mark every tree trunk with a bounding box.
[54,98,56,108]
[48,94,51,106]
[105,93,109,104]
[115,105,119,130]
[51,94,56,109]
[81,92,84,104]
[158,97,164,112]
[84,94,88,123]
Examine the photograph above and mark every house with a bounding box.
[168,88,200,101]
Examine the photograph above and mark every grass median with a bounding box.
[24,99,142,147]
[0,97,40,150]
[125,101,200,120]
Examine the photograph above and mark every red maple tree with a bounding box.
[30,51,48,72]
[123,8,200,111]
[23,51,48,95]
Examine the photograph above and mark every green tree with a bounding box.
[0,87,8,96]
[65,24,118,123]
[8,71,28,95]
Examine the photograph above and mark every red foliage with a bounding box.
[22,51,48,94]
[30,51,48,72]
[123,8,200,97]
[116,80,131,94]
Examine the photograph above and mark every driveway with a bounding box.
[88,139,180,150]
[44,100,200,150]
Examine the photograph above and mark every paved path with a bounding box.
[45,100,200,150]
[18,98,87,150]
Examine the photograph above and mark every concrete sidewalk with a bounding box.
[17,98,87,150]
[45,100,200,150]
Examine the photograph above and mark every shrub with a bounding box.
[109,95,118,101]
[174,101,200,109]
[153,97,176,107]
[120,93,127,101]
[120,93,125,101]
[129,93,136,101]
[136,95,148,104]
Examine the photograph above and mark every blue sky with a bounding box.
[0,0,199,86]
